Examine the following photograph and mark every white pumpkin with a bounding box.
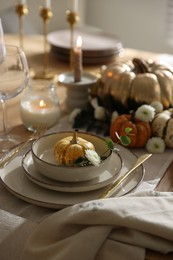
[151,108,173,148]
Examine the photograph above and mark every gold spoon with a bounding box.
[99,153,152,199]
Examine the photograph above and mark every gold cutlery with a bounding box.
[0,124,47,168]
[99,153,152,199]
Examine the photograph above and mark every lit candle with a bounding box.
[42,0,51,8]
[20,98,61,130]
[73,35,83,82]
[67,0,78,12]
[18,0,27,4]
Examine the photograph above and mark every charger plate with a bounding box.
[22,150,122,192]
[0,144,144,209]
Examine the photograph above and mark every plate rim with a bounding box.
[22,150,123,192]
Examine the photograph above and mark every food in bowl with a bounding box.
[31,131,112,182]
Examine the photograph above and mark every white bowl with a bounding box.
[31,131,112,182]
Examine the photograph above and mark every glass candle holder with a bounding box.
[20,80,61,131]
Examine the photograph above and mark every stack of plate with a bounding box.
[48,29,123,65]
[0,143,144,209]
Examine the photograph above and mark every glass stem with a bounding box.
[1,98,8,135]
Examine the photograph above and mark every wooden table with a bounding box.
[1,34,173,259]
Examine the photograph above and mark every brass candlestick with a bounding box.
[15,3,28,50]
[34,7,54,80]
[66,10,80,70]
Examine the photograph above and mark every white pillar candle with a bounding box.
[20,99,61,130]
[18,0,27,4]
[73,35,83,82]
[42,0,51,8]
[67,0,78,12]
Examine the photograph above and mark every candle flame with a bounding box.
[76,36,82,48]
[39,100,47,108]
[107,71,113,78]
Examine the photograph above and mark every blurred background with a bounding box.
[0,0,172,54]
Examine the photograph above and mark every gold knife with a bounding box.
[99,153,152,199]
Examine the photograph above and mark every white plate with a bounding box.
[48,30,123,64]
[22,150,122,192]
[51,50,119,65]
[0,145,144,209]
[48,29,123,53]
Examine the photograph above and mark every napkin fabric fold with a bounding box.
[0,209,37,260]
[21,191,173,260]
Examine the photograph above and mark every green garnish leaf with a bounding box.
[125,127,132,135]
[105,138,114,150]
[120,135,131,146]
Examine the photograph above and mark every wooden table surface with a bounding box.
[1,34,173,259]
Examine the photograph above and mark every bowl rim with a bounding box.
[31,131,112,169]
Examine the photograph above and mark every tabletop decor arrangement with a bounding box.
[14,0,81,79]
[0,0,171,206]
[58,30,98,113]
[1,6,173,260]
[15,0,54,79]
[70,57,173,155]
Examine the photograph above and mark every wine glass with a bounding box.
[0,44,29,152]
[0,18,5,60]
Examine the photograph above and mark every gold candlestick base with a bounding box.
[33,70,55,80]
[58,72,97,113]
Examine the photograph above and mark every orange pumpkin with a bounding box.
[110,114,151,147]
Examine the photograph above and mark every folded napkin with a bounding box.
[21,191,173,260]
[0,209,36,260]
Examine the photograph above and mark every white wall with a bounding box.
[84,0,172,54]
[0,0,172,54]
[0,0,86,34]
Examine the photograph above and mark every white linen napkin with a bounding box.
[0,209,36,260]
[21,191,173,260]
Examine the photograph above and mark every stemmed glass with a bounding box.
[0,44,29,152]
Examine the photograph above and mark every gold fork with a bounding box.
[0,124,47,168]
